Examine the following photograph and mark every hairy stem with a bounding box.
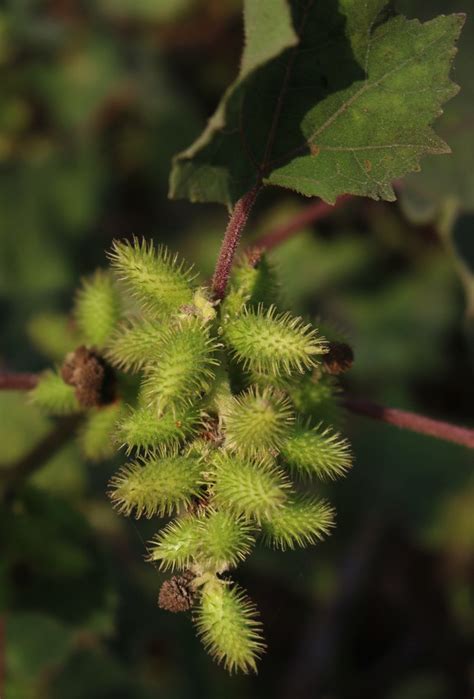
[0,371,39,391]
[212,184,261,301]
[344,397,474,449]
[247,195,350,262]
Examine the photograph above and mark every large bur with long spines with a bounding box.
[30,237,353,673]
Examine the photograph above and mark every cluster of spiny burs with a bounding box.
[30,238,353,673]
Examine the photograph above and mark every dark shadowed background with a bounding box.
[1,1,473,697]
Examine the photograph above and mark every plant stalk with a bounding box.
[344,396,474,449]
[211,184,261,301]
[0,372,39,391]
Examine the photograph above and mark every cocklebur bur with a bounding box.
[30,239,353,673]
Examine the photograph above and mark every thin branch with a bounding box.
[211,184,261,301]
[246,194,351,262]
[0,371,39,391]
[344,396,474,449]
[1,416,82,500]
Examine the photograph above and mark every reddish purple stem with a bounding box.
[211,184,261,301]
[344,397,474,449]
[0,372,39,391]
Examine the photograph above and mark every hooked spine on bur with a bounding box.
[29,238,353,674]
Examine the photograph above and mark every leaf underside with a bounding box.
[169,0,464,206]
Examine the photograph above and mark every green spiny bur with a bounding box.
[105,319,167,372]
[108,238,196,315]
[117,404,201,455]
[281,422,352,481]
[149,510,255,575]
[223,305,327,376]
[221,386,294,456]
[80,401,124,461]
[196,580,265,674]
[75,271,121,349]
[30,370,81,415]
[140,318,219,412]
[224,255,280,316]
[196,509,255,572]
[109,453,203,518]
[290,372,344,427]
[210,452,290,523]
[149,515,201,571]
[262,497,335,551]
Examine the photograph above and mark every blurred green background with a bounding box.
[0,1,473,697]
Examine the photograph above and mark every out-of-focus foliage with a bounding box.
[1,0,473,697]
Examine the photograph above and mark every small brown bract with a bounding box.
[61,345,115,407]
[158,572,195,613]
[322,341,354,375]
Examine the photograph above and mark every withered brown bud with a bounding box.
[199,416,222,444]
[158,572,195,613]
[245,246,264,268]
[61,346,115,407]
[322,341,354,375]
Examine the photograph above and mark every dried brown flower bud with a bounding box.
[322,341,354,375]
[158,572,195,613]
[61,346,115,407]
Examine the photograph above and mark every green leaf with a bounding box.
[399,10,474,220]
[6,612,73,682]
[241,1,298,77]
[170,2,464,206]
